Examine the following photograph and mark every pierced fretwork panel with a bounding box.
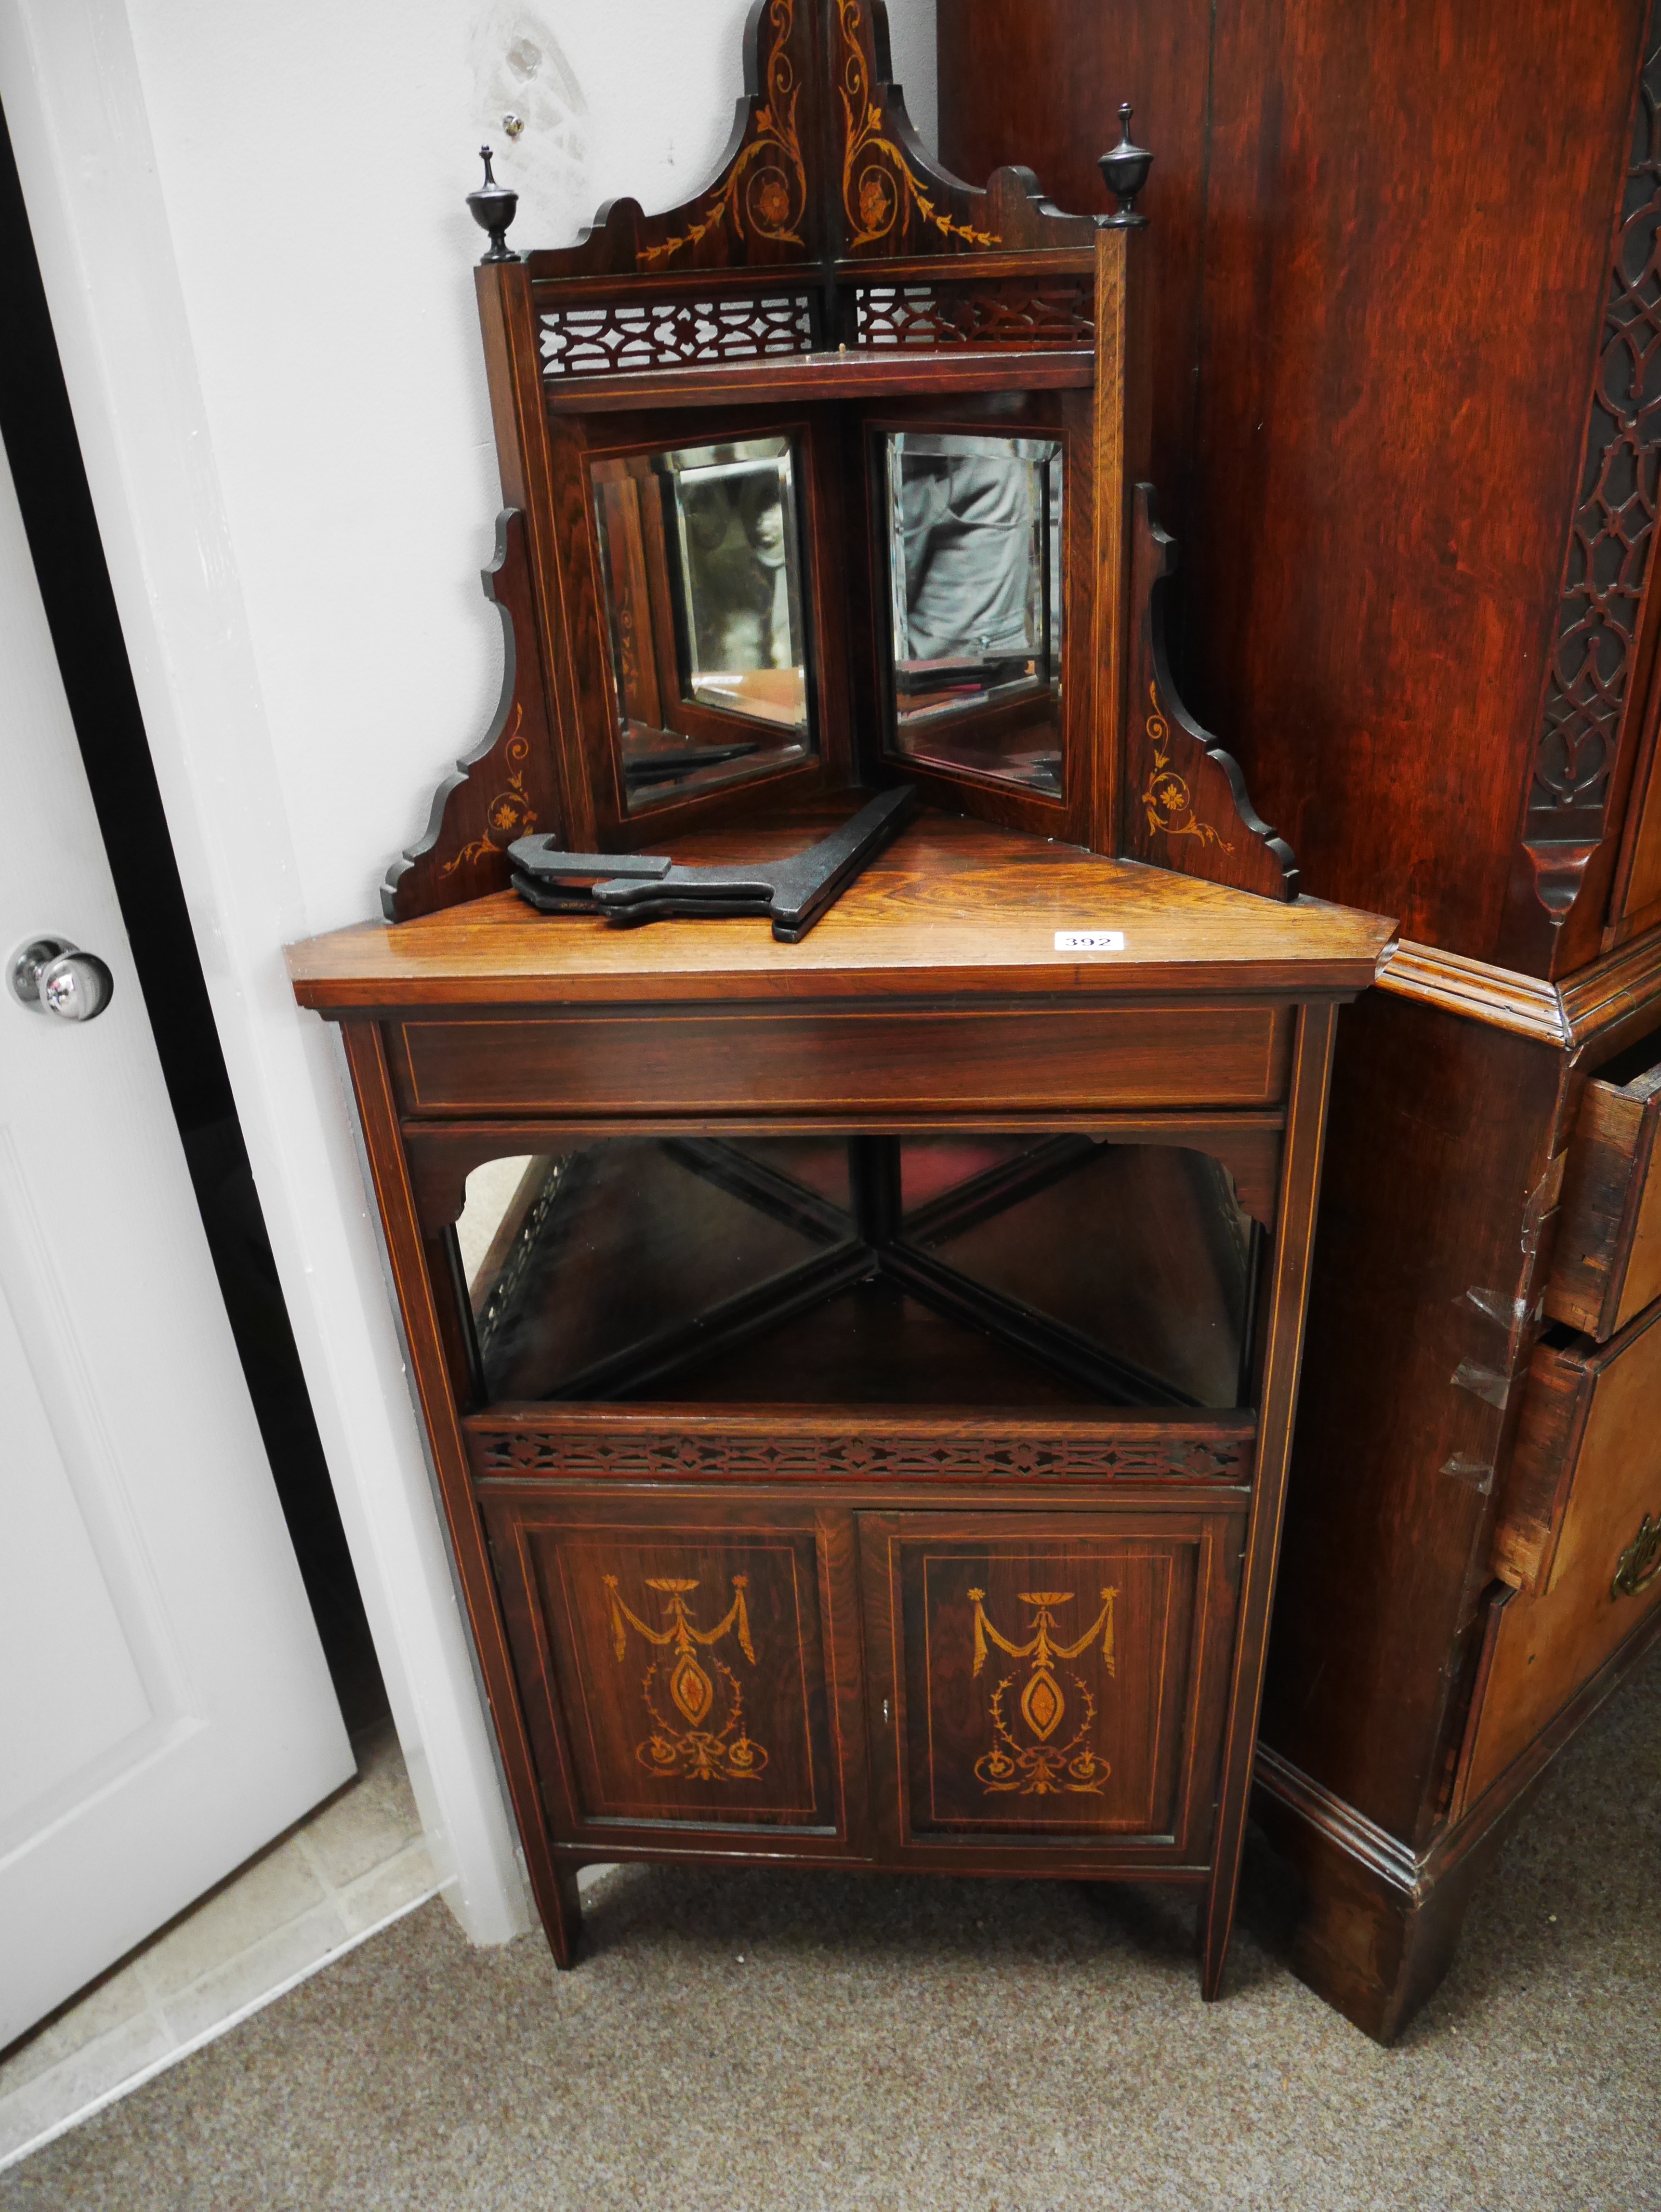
[472,1426,1253,1486]
[853,281,1094,350]
[539,293,815,378]
[1530,38,1661,813]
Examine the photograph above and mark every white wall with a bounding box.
[0,0,936,1945]
[119,0,938,940]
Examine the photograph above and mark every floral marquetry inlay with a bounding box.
[967,1587,1118,1796]
[603,1573,770,1782]
[440,706,537,877]
[1142,684,1232,856]
[836,0,997,248]
[637,0,808,266]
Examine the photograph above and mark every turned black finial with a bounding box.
[467,145,519,263]
[1098,104,1153,228]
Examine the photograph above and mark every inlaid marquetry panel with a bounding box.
[486,1502,851,1839]
[863,1512,1239,1854]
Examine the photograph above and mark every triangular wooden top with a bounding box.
[290,810,1395,1012]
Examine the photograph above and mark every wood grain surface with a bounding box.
[940,0,1651,971]
[391,1001,1292,1119]
[289,808,1393,1010]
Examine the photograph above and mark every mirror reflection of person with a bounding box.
[680,469,793,672]
[900,452,1034,664]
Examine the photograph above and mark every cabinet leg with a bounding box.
[535,1860,583,1970]
[1199,1861,1238,2001]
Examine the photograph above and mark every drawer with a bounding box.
[391,1000,1292,1118]
[1493,1297,1661,1595]
[1463,1301,1661,1809]
[1545,1028,1661,1340]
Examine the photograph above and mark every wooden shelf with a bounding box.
[288,808,1396,1011]
[540,347,1095,414]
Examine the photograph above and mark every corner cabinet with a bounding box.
[291,0,1393,2003]
[289,816,1392,1999]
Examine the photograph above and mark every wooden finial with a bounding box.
[1098,103,1154,228]
[466,144,519,263]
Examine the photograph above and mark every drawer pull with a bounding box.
[1611,1512,1661,1601]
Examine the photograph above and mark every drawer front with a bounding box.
[1495,1298,1661,1593]
[860,1507,1243,1865]
[394,1001,1292,1117]
[482,1493,866,1853]
[1546,1037,1661,1340]
[1463,1304,1661,1808]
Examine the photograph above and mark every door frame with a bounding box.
[0,0,529,1942]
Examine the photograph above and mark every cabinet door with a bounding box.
[861,1510,1242,1867]
[481,1492,866,1853]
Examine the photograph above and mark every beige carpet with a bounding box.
[3,1652,1656,2212]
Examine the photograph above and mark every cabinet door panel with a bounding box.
[861,1510,1241,1859]
[482,1493,863,1847]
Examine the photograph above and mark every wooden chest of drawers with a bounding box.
[1253,937,1661,2040]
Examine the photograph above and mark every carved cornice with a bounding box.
[1373,940,1569,1045]
[521,0,1092,290]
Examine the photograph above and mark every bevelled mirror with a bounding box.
[880,430,1064,795]
[591,435,815,811]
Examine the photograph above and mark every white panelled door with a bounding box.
[0,438,353,2042]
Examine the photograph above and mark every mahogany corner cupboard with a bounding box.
[287,0,1393,2001]
[940,0,1661,2038]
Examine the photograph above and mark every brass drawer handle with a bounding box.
[1611,1512,1661,1601]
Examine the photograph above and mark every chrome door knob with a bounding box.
[9,937,115,1022]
